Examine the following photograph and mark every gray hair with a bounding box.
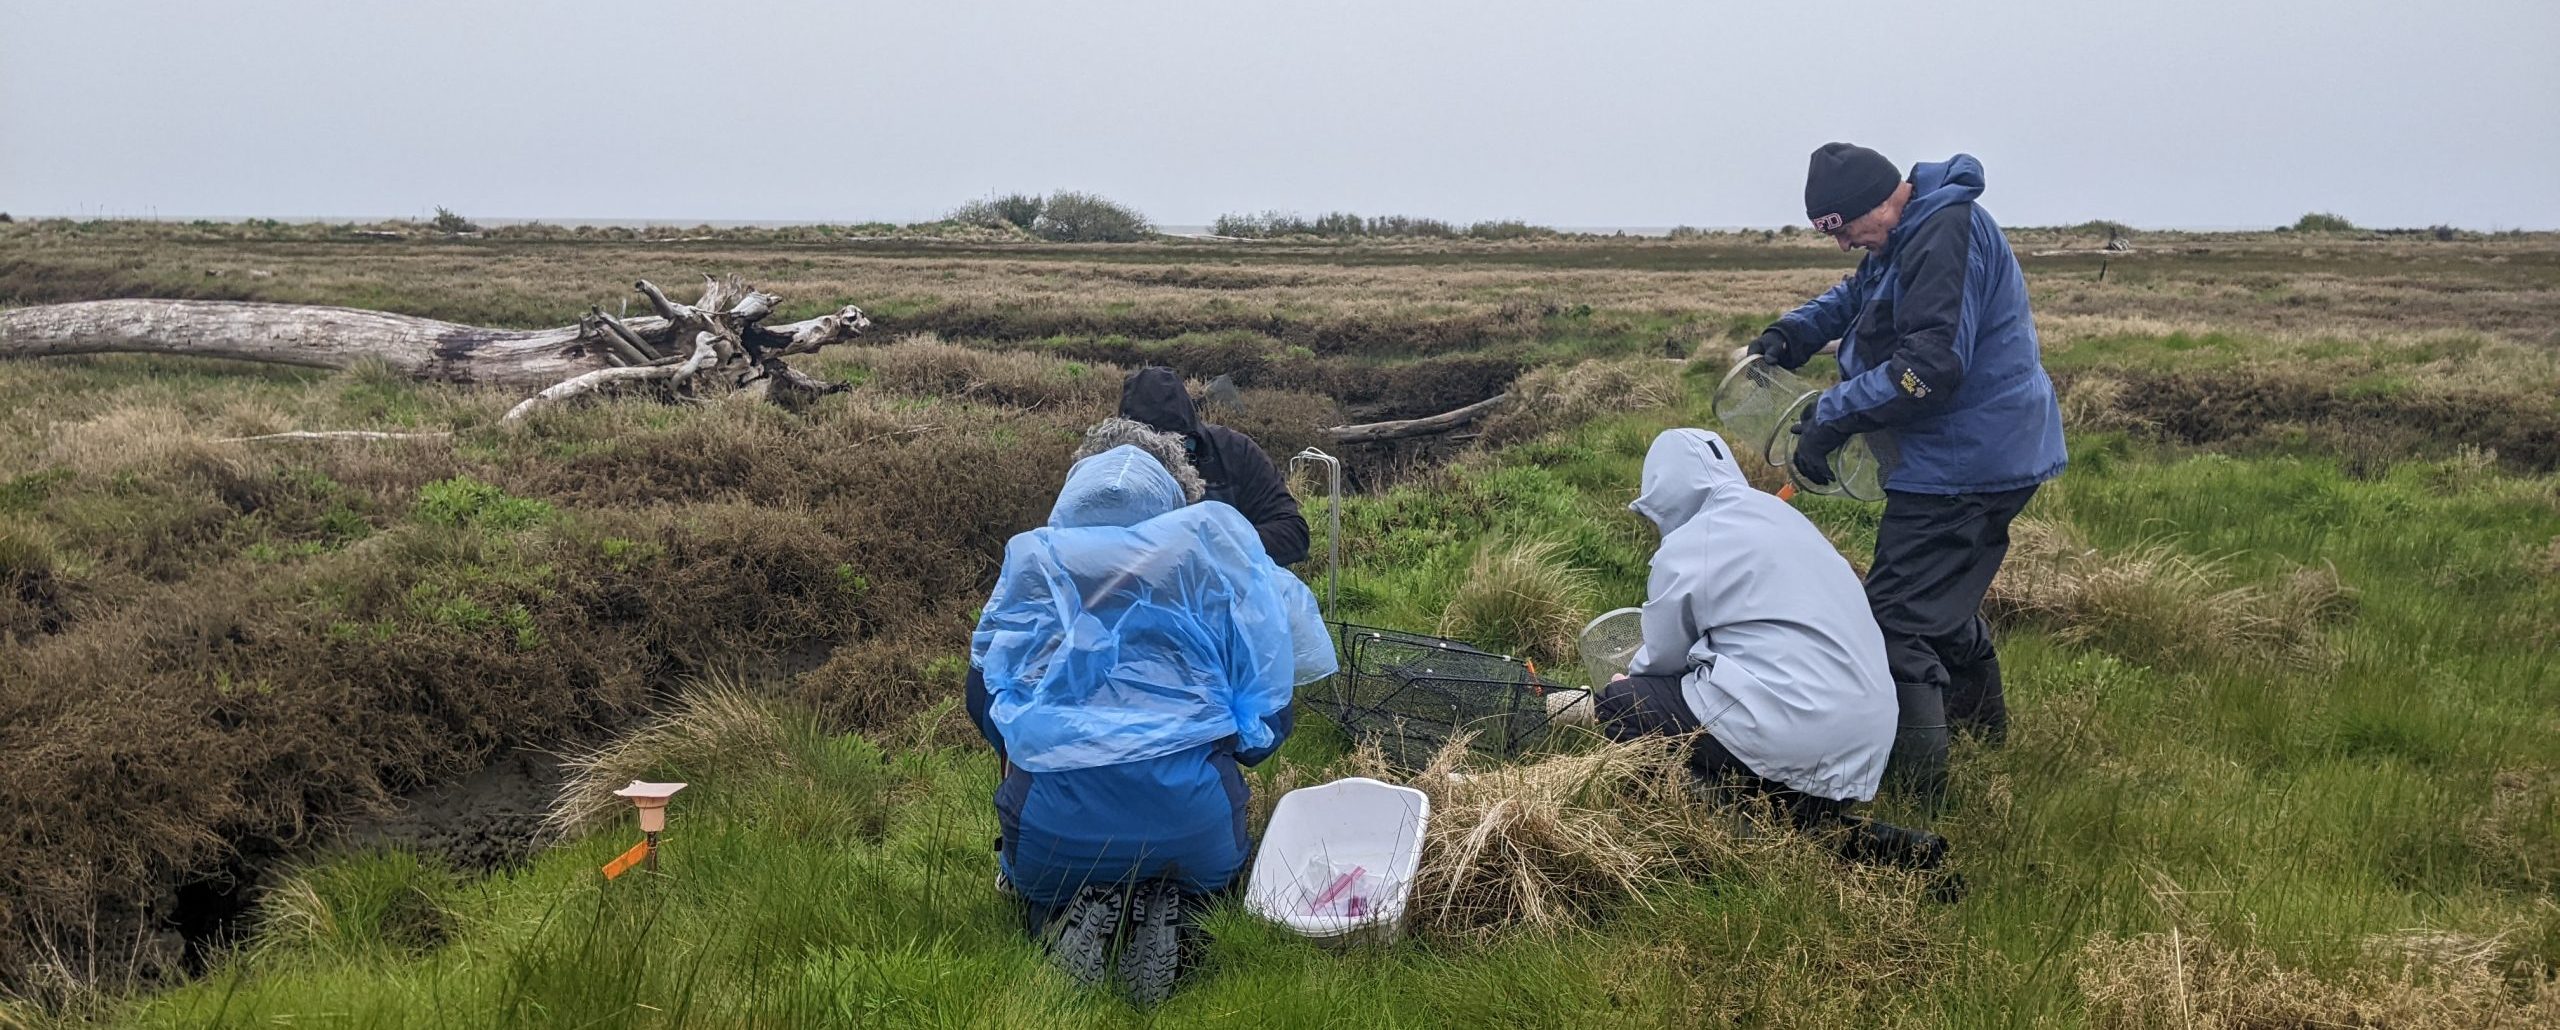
[1075,417,1206,504]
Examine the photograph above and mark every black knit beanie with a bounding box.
[1803,142,1901,232]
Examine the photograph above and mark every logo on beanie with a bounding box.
[1810,212,1845,233]
[1899,368,1931,399]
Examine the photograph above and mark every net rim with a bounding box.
[1578,606,1645,639]
[1711,351,1769,411]
[1774,391,1889,502]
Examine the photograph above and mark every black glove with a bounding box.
[1744,328,1790,365]
[1790,407,1847,488]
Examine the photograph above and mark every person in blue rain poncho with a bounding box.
[965,441,1336,928]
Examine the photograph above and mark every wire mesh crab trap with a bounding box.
[1318,624,1590,768]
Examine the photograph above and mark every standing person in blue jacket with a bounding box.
[1743,143,2067,806]
[964,436,1336,948]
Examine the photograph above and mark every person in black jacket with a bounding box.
[1117,367,1311,565]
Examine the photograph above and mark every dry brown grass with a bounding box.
[2466,770,2560,893]
[1333,728,1951,1027]
[1346,733,1747,941]
[827,335,1339,464]
[0,380,1089,990]
[2080,922,2560,1029]
[35,407,216,477]
[832,334,1120,414]
[2058,373,2158,434]
[1986,518,2357,668]
[10,230,2554,356]
[1205,388,1342,468]
[1477,356,1685,446]
[544,687,799,840]
[2054,364,2560,473]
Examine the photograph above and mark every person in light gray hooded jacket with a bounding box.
[1601,430,1948,872]
[1607,427,1896,803]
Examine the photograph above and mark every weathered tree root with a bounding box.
[0,275,872,424]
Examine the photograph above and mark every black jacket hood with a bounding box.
[1109,365,1311,565]
[1119,366,1202,437]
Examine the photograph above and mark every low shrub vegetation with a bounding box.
[428,206,479,234]
[1209,211,1556,241]
[1030,191,1153,243]
[950,192,1046,232]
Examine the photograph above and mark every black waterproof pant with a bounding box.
[1867,485,2037,809]
[1596,674,1947,870]
[1596,673,1844,824]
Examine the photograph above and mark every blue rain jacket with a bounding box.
[968,446,1336,903]
[1770,154,2067,495]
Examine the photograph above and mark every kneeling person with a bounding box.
[966,440,1335,927]
[1604,429,1937,865]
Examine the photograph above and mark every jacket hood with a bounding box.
[1119,366,1201,437]
[1049,446,1182,529]
[1895,154,1986,242]
[1630,429,1748,533]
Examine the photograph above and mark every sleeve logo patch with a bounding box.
[1899,369,1932,399]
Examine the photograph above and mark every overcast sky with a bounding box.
[5,1,2554,229]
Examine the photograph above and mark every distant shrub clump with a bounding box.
[430,206,480,234]
[1463,220,1552,241]
[2291,211,2357,233]
[1030,191,1154,242]
[1211,211,1550,241]
[1214,212,1381,239]
[950,192,1045,232]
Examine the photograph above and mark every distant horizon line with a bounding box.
[0,213,2376,234]
[12,212,2553,234]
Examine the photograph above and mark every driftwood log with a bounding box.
[0,275,871,422]
[1326,393,1510,444]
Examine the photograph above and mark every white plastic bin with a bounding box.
[1245,777,1429,944]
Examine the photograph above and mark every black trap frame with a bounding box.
[1313,623,1592,769]
[1286,448,1593,768]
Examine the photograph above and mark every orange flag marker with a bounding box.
[602,839,653,880]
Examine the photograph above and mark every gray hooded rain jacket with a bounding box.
[1625,429,1897,801]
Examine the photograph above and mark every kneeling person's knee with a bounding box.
[1597,674,1694,743]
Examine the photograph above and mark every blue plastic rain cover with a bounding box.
[973,446,1338,773]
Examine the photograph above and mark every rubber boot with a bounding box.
[1833,815,1949,871]
[1945,646,2008,746]
[1886,680,1951,814]
[1835,815,1966,901]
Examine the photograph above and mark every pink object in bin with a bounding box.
[1245,777,1428,943]
[1305,865,1367,914]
